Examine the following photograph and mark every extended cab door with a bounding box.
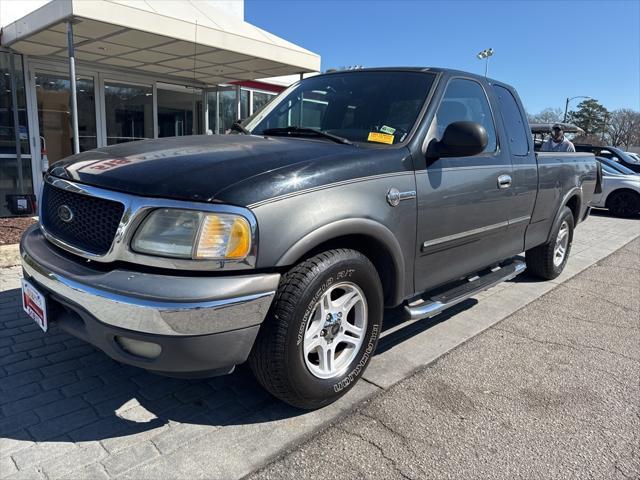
[414,77,515,292]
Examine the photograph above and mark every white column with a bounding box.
[67,21,80,154]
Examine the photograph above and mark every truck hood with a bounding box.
[50,135,406,206]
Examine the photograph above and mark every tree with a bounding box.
[606,109,640,148]
[527,107,563,124]
[566,99,609,136]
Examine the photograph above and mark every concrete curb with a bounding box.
[0,243,20,268]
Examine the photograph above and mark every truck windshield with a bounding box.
[244,71,436,145]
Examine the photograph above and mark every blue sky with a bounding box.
[246,0,640,115]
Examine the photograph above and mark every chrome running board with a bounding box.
[405,260,526,321]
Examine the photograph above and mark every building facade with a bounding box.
[0,0,319,217]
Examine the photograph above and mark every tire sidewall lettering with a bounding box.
[332,323,379,392]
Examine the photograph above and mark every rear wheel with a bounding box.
[249,249,383,409]
[526,206,574,280]
[606,190,640,218]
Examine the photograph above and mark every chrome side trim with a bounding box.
[422,216,531,250]
[21,233,278,336]
[41,175,258,271]
[422,220,508,250]
[386,188,417,207]
[508,215,532,226]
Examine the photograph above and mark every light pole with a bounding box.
[563,95,591,122]
[476,48,494,77]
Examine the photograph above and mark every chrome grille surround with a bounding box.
[40,175,258,271]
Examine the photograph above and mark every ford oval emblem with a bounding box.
[58,205,74,223]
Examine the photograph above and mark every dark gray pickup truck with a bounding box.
[20,67,598,409]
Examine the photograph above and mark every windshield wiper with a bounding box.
[230,121,250,135]
[261,126,353,145]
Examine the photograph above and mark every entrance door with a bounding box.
[34,71,97,166]
[157,83,203,137]
[415,77,515,292]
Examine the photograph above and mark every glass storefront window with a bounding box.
[157,84,203,138]
[35,72,97,164]
[252,91,276,116]
[0,52,34,217]
[240,89,250,120]
[218,87,238,134]
[104,81,153,145]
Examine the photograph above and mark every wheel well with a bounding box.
[605,188,640,207]
[565,195,580,224]
[289,234,398,307]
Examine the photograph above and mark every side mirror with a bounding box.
[427,121,488,159]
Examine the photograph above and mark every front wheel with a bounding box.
[249,249,383,409]
[526,206,575,280]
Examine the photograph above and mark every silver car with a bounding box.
[591,157,640,217]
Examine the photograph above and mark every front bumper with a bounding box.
[20,225,280,376]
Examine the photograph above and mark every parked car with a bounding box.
[20,67,598,409]
[591,157,640,217]
[574,144,640,173]
[625,152,640,163]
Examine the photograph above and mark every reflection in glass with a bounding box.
[35,73,97,163]
[252,91,276,116]
[218,88,237,134]
[157,84,202,138]
[0,53,30,156]
[240,89,250,120]
[104,82,153,145]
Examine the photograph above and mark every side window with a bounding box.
[493,85,529,155]
[435,78,497,153]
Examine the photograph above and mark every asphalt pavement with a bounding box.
[1,214,638,479]
[250,238,640,480]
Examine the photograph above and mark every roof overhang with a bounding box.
[0,0,320,85]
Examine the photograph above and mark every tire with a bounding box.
[526,206,574,280]
[249,249,383,409]
[606,190,640,218]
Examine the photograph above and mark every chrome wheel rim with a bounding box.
[303,282,368,380]
[553,221,570,267]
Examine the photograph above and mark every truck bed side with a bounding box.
[524,151,597,250]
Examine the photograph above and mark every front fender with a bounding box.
[276,219,406,304]
[252,173,417,306]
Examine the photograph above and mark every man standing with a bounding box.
[541,124,576,152]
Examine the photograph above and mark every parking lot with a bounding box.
[1,212,639,480]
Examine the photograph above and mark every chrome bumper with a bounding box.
[20,225,279,336]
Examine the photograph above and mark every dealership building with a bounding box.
[0,0,320,217]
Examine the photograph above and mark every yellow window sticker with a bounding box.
[367,132,394,145]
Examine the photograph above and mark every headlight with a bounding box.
[132,208,252,260]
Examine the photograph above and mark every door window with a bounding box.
[104,81,153,145]
[493,85,529,155]
[35,72,97,163]
[435,79,497,153]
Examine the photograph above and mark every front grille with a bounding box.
[41,182,125,255]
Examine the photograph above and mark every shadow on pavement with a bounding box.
[0,259,549,445]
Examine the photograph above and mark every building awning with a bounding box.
[0,0,320,86]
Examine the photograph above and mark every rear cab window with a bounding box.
[493,85,530,156]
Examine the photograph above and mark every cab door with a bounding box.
[414,77,515,293]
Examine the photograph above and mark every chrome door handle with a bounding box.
[497,174,512,189]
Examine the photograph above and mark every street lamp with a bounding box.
[476,48,494,77]
[563,95,591,122]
